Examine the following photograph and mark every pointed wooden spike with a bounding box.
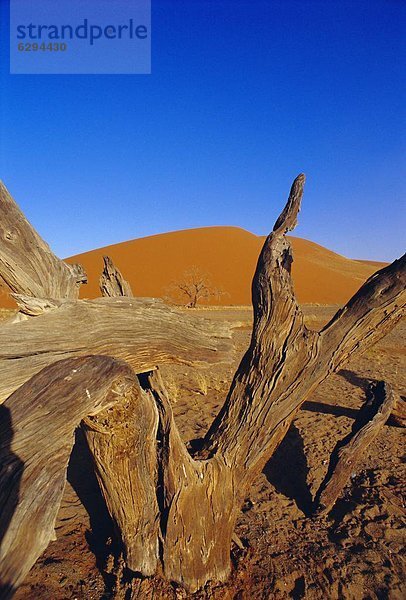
[99,255,133,297]
[272,173,305,234]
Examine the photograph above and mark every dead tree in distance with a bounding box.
[167,265,226,307]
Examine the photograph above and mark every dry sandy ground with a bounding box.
[7,305,405,600]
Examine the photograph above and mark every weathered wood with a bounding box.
[199,177,405,491]
[139,370,236,590]
[10,294,64,316]
[0,297,233,404]
[319,258,406,372]
[0,182,86,312]
[99,255,133,298]
[388,394,406,427]
[315,381,397,515]
[199,174,315,472]
[0,360,235,597]
[179,175,404,588]
[0,356,139,599]
[82,377,160,575]
[132,175,403,592]
[0,174,404,597]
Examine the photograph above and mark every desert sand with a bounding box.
[63,227,386,306]
[0,227,386,309]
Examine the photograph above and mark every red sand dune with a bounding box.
[0,227,387,308]
[58,226,388,306]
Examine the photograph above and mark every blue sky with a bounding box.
[0,0,404,261]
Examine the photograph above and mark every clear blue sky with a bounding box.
[0,0,404,261]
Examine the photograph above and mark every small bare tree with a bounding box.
[166,265,225,308]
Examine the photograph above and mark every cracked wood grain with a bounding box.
[0,182,86,315]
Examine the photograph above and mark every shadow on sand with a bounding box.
[263,423,313,516]
[301,369,375,420]
[67,428,117,591]
[262,370,377,517]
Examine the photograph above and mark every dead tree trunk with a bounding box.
[0,297,233,404]
[144,174,405,590]
[0,174,405,596]
[315,381,397,516]
[99,255,133,297]
[0,356,142,598]
[0,181,86,315]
